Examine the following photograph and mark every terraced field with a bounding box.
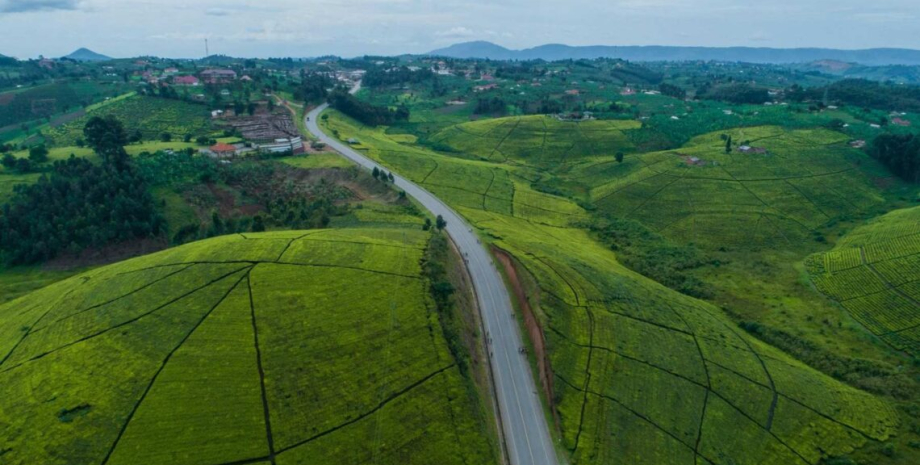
[808,206,920,355]
[44,95,212,146]
[430,115,640,168]
[0,228,497,465]
[585,127,890,249]
[321,110,901,465]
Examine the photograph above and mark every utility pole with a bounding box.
[205,38,209,59]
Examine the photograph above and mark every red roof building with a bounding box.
[209,143,238,157]
[173,75,199,86]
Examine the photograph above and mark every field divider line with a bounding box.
[100,271,251,465]
[246,269,277,465]
[30,264,195,334]
[0,265,253,375]
[275,364,456,455]
[0,282,87,368]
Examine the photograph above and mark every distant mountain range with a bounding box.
[428,41,920,66]
[63,48,111,62]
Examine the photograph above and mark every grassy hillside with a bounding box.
[430,115,640,168]
[808,206,920,355]
[44,95,212,146]
[0,228,498,465]
[321,110,906,465]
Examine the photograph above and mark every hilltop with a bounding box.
[0,229,499,465]
[429,41,920,65]
[63,48,111,62]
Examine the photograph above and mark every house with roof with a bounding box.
[173,75,199,86]
[207,142,239,158]
[201,69,237,84]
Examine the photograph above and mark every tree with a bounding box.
[251,215,266,232]
[372,166,380,179]
[615,152,624,163]
[267,99,275,111]
[183,133,193,143]
[130,129,143,144]
[1,153,16,170]
[423,218,432,231]
[15,158,32,173]
[28,145,48,164]
[160,132,172,142]
[83,115,129,167]
[388,172,395,182]
[436,215,447,230]
[725,135,732,154]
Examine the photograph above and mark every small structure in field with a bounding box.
[892,117,912,127]
[850,140,867,149]
[738,145,768,154]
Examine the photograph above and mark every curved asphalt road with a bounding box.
[305,85,558,465]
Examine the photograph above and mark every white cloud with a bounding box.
[435,26,476,38]
[0,0,82,13]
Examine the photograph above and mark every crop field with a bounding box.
[44,95,212,147]
[459,207,897,465]
[585,126,890,249]
[430,115,640,168]
[322,109,902,465]
[0,228,497,465]
[808,206,920,355]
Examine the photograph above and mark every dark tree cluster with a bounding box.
[703,83,770,104]
[474,96,507,115]
[328,90,409,126]
[610,65,663,85]
[659,82,687,100]
[786,79,920,112]
[871,133,920,183]
[0,155,165,264]
[0,116,165,264]
[293,72,336,104]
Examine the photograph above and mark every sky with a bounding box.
[0,0,917,59]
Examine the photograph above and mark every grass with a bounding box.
[0,227,498,465]
[280,152,355,169]
[320,107,911,465]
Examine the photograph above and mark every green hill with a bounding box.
[808,206,920,355]
[321,110,903,465]
[0,229,498,465]
[44,94,212,147]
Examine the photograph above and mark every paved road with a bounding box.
[305,87,558,465]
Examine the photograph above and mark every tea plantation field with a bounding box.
[44,95,212,146]
[808,206,920,355]
[320,110,903,465]
[0,228,497,465]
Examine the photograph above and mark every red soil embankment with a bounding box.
[492,246,560,431]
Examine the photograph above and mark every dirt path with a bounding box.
[492,246,560,432]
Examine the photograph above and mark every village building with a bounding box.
[173,75,199,86]
[259,137,305,155]
[200,69,237,84]
[208,142,239,158]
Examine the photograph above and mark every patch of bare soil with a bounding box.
[492,246,560,431]
[44,237,168,271]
